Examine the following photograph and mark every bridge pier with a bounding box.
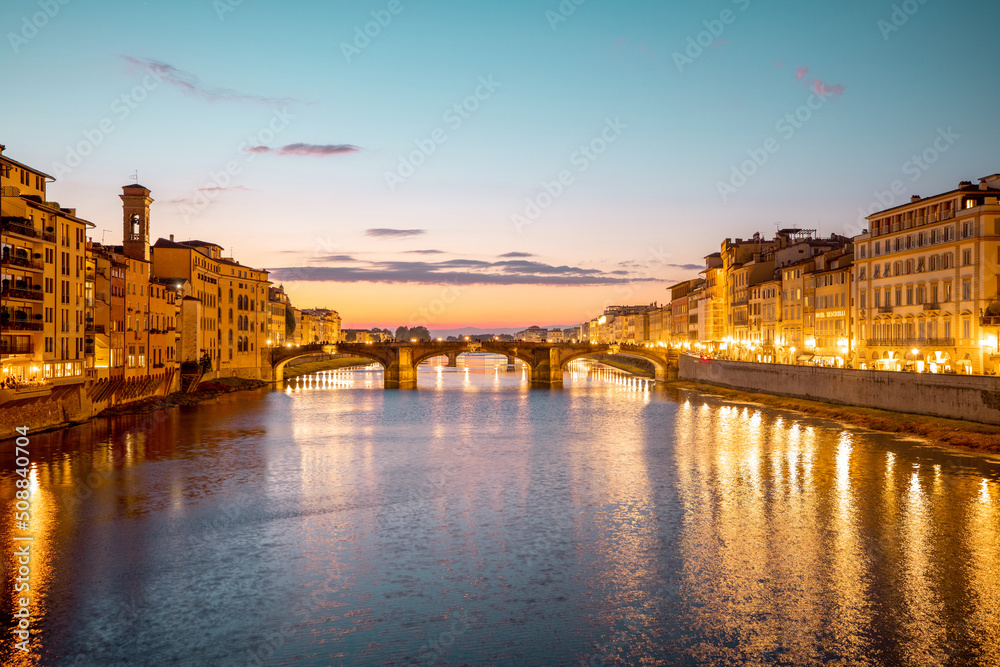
[384,347,417,389]
[529,348,564,387]
[506,355,516,367]
[446,352,459,368]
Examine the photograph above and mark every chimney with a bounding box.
[169,234,174,242]
[910,195,921,203]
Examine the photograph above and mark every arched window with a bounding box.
[228,330,233,345]
[228,309,233,323]
[905,259,913,274]
[229,288,233,302]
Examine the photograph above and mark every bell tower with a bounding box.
[121,183,153,261]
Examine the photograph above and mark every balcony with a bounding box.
[85,324,106,334]
[1,217,56,243]
[0,337,34,355]
[1,255,45,272]
[922,302,941,311]
[1,286,44,302]
[982,315,1000,327]
[877,306,893,314]
[865,338,955,348]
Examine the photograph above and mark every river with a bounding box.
[2,355,999,666]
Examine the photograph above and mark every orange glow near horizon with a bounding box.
[282,280,668,330]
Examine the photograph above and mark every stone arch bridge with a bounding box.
[268,341,678,388]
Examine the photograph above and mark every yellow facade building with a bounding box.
[1,146,94,386]
[855,176,1000,373]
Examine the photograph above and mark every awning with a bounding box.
[797,354,814,362]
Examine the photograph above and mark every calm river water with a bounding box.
[2,355,1000,666]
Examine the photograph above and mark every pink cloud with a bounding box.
[614,37,630,50]
[796,66,808,80]
[711,39,729,47]
[812,79,845,96]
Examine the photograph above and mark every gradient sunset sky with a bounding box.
[4,0,1000,330]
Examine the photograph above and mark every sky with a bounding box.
[3,0,1000,330]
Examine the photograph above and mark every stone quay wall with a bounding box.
[678,354,1000,425]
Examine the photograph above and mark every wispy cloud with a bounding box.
[365,229,426,238]
[796,66,808,80]
[246,143,360,156]
[498,252,535,258]
[198,185,251,193]
[314,254,357,262]
[405,249,446,255]
[270,257,659,286]
[120,56,296,105]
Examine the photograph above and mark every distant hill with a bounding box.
[428,326,576,339]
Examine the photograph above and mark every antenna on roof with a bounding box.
[130,170,139,184]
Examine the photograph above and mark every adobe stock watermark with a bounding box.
[408,283,467,328]
[511,116,627,233]
[546,0,586,31]
[178,106,295,222]
[384,75,501,192]
[878,0,930,41]
[50,67,165,179]
[340,0,408,63]
[852,127,960,231]
[716,88,837,202]
[673,0,751,73]
[7,0,72,54]
[213,0,243,21]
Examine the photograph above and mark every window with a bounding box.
[873,265,880,279]
[906,287,913,305]
[895,289,902,306]
[860,292,867,309]
[963,249,972,266]
[874,291,881,307]
[944,283,952,302]
[963,319,971,339]
[944,253,952,269]
[962,280,971,301]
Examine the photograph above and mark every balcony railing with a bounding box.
[877,306,893,313]
[1,255,45,271]
[1,217,55,242]
[1,286,44,302]
[0,338,34,355]
[982,315,1000,327]
[922,302,941,311]
[84,324,106,334]
[1,321,43,332]
[866,338,955,348]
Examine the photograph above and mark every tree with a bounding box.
[410,326,431,341]
[285,308,296,339]
[199,352,213,373]
[344,330,357,342]
[395,326,410,341]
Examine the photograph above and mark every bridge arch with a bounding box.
[558,346,676,382]
[271,345,390,383]
[411,347,535,370]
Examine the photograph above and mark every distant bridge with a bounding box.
[269,341,679,388]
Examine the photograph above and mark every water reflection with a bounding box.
[0,359,998,665]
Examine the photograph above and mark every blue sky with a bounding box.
[3,0,999,327]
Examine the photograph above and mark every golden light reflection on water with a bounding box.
[672,392,1000,665]
[3,463,58,666]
